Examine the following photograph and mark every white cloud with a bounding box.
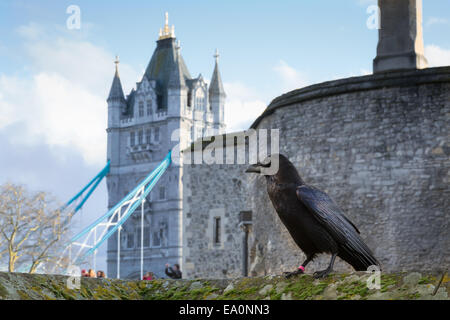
[16,22,45,40]
[223,61,312,132]
[34,73,107,163]
[273,60,309,93]
[425,45,450,67]
[1,22,275,165]
[0,72,107,165]
[0,22,141,273]
[224,82,267,132]
[0,23,140,166]
[24,37,137,95]
[0,123,109,272]
[426,17,449,27]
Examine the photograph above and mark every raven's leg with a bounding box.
[284,256,313,279]
[313,253,337,279]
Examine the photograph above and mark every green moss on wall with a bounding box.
[0,271,447,300]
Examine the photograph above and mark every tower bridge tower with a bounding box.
[106,13,226,279]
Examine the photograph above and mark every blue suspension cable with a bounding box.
[80,155,171,260]
[62,160,110,214]
[70,151,171,244]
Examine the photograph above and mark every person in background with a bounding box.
[97,270,106,278]
[143,272,153,281]
[81,269,88,277]
[165,263,182,279]
[88,269,96,278]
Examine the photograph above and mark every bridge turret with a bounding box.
[167,40,187,119]
[107,56,125,164]
[209,49,226,134]
[107,56,126,127]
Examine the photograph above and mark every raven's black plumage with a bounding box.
[246,154,381,278]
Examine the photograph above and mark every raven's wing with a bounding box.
[296,185,380,269]
[296,185,359,241]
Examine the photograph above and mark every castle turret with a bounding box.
[107,56,125,164]
[209,49,226,134]
[168,40,187,116]
[107,56,126,127]
[168,42,186,90]
[167,41,189,152]
[144,13,190,113]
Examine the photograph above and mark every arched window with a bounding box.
[213,217,221,245]
[146,128,151,144]
[130,131,135,147]
[187,91,192,108]
[138,130,143,145]
[157,95,163,110]
[195,89,205,110]
[139,101,144,117]
[121,230,135,249]
[159,186,165,200]
[144,224,151,247]
[126,231,135,249]
[137,225,151,248]
[152,230,161,247]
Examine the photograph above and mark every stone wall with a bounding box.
[181,134,250,279]
[182,67,450,277]
[0,271,447,300]
[248,67,450,274]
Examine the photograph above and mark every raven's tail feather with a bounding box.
[339,237,381,271]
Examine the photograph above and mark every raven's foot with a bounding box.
[313,268,332,279]
[283,269,304,279]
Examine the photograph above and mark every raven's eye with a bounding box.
[261,161,271,168]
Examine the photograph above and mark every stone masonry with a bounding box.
[182,67,450,278]
[373,0,428,73]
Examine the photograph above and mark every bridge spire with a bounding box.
[114,55,120,76]
[158,12,175,40]
[209,49,225,97]
[108,55,125,102]
[214,48,220,64]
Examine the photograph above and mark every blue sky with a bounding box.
[2,1,450,93]
[0,0,449,273]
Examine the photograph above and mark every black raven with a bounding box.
[246,154,381,278]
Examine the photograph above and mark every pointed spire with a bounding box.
[158,12,175,40]
[209,49,225,97]
[114,55,120,76]
[214,48,219,63]
[108,56,125,101]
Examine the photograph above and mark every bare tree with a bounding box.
[0,216,7,269]
[0,183,71,273]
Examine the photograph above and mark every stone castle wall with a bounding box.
[181,137,250,279]
[182,67,450,277]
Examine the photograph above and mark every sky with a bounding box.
[0,0,449,273]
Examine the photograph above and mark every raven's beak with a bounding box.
[245,164,261,173]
